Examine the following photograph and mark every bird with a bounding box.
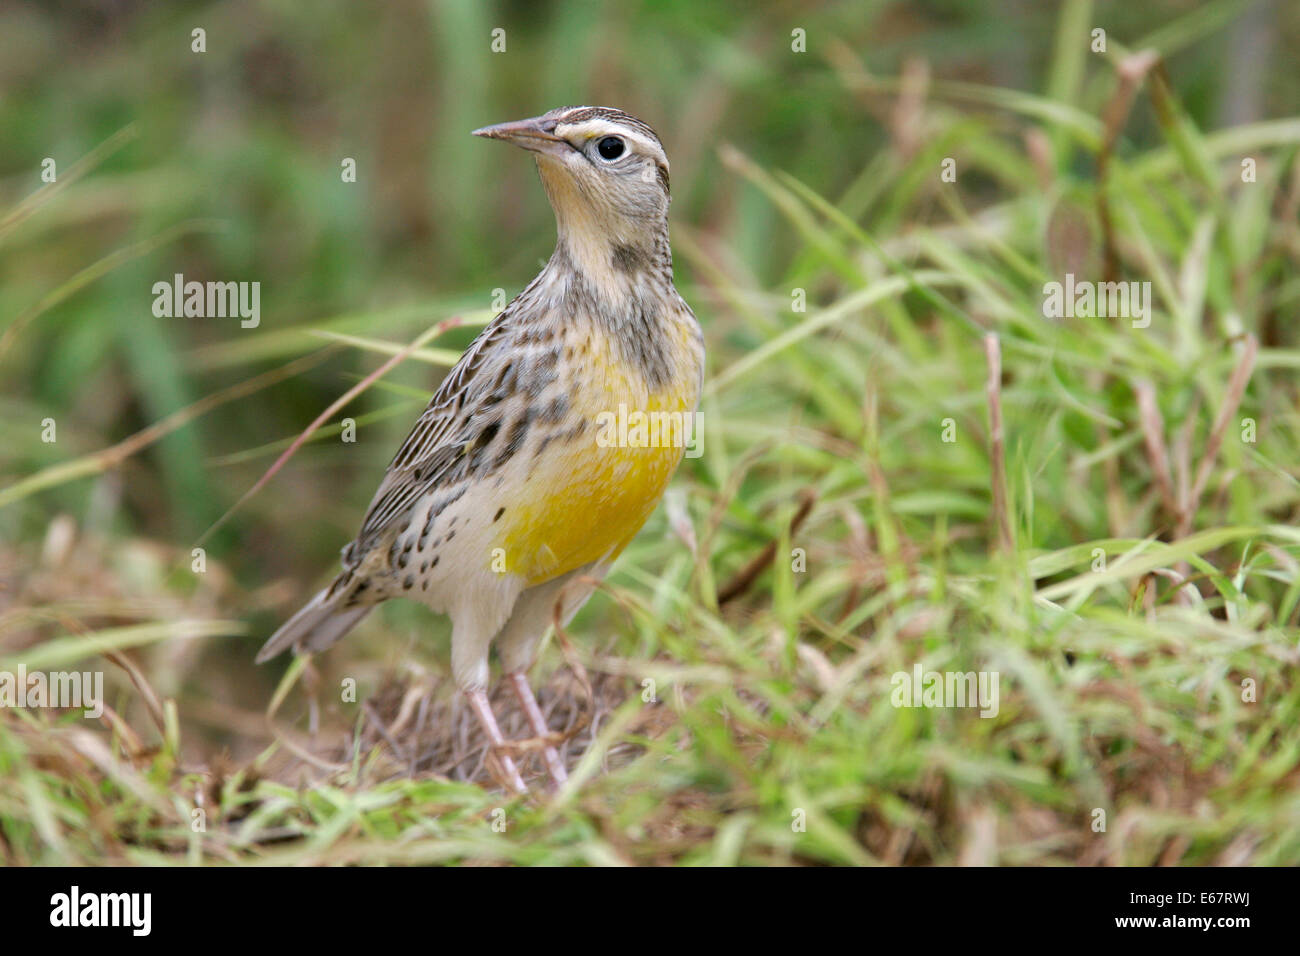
[256,106,704,793]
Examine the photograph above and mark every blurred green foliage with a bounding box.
[2,0,1295,548]
[3,1,1300,864]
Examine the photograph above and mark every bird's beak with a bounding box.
[472,116,571,157]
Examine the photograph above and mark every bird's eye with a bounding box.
[596,136,625,160]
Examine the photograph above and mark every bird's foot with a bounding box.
[465,688,528,794]
[507,671,568,790]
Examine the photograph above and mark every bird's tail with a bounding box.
[256,581,372,664]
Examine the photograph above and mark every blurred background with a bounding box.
[4,0,1292,588]
[3,0,1300,864]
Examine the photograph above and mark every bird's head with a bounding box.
[474,106,671,271]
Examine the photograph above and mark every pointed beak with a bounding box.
[472,116,571,156]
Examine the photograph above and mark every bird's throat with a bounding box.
[536,160,670,288]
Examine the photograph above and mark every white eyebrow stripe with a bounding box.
[555,120,664,158]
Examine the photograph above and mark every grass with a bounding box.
[2,1,1300,866]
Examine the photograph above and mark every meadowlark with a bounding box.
[257,106,704,792]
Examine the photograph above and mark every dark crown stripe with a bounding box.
[553,106,661,147]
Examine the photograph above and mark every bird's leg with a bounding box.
[465,688,527,794]
[507,672,568,788]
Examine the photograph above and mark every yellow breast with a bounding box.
[492,321,700,585]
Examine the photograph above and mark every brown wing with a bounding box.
[345,315,513,562]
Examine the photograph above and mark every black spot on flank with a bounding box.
[495,413,532,469]
[519,324,549,346]
[538,393,569,423]
[469,419,503,473]
[431,556,439,568]
[612,244,643,273]
[403,575,414,590]
[519,355,558,397]
[446,530,456,542]
[420,560,428,573]
[494,507,505,522]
